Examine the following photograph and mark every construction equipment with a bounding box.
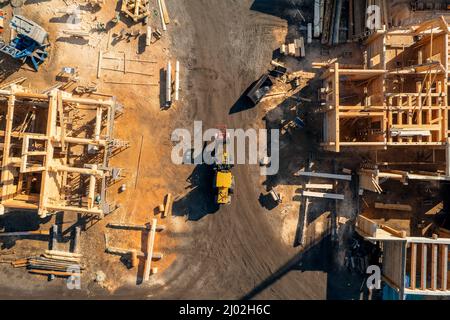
[212,126,234,205]
[247,73,274,105]
[0,15,49,71]
[269,188,282,205]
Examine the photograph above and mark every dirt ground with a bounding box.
[0,0,371,299]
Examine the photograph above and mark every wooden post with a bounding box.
[175,60,180,101]
[157,0,167,31]
[446,138,450,177]
[421,243,427,290]
[431,244,438,290]
[334,63,340,152]
[165,61,172,108]
[440,244,448,290]
[410,243,417,289]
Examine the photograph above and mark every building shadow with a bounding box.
[241,233,364,300]
[0,211,51,249]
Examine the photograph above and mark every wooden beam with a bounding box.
[302,191,344,200]
[305,183,333,190]
[162,193,173,218]
[1,94,15,203]
[380,224,406,238]
[295,171,352,181]
[57,91,66,152]
[338,111,385,118]
[160,0,170,24]
[334,63,340,152]
[374,202,413,211]
[143,218,157,281]
[425,202,443,215]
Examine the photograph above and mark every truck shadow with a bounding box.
[228,80,257,114]
[172,163,220,221]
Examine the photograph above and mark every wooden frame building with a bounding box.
[0,85,124,218]
[356,215,450,298]
[319,17,450,179]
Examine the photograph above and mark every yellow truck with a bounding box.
[213,126,234,205]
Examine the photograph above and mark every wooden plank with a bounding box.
[295,170,352,181]
[380,224,407,238]
[143,218,157,281]
[56,91,66,152]
[160,0,170,25]
[305,183,333,190]
[1,95,15,202]
[411,243,417,289]
[163,193,173,218]
[421,243,427,290]
[45,250,82,258]
[97,51,102,79]
[374,202,413,211]
[146,26,152,46]
[29,269,80,277]
[425,202,444,215]
[157,0,167,31]
[302,191,344,200]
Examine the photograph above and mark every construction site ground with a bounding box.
[0,0,434,299]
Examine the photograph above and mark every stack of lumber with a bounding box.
[280,38,305,58]
[25,250,84,277]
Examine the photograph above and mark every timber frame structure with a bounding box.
[319,17,450,181]
[317,17,450,299]
[121,0,150,22]
[356,215,450,298]
[0,85,125,218]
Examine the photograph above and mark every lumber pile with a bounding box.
[15,251,84,277]
[280,38,305,58]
